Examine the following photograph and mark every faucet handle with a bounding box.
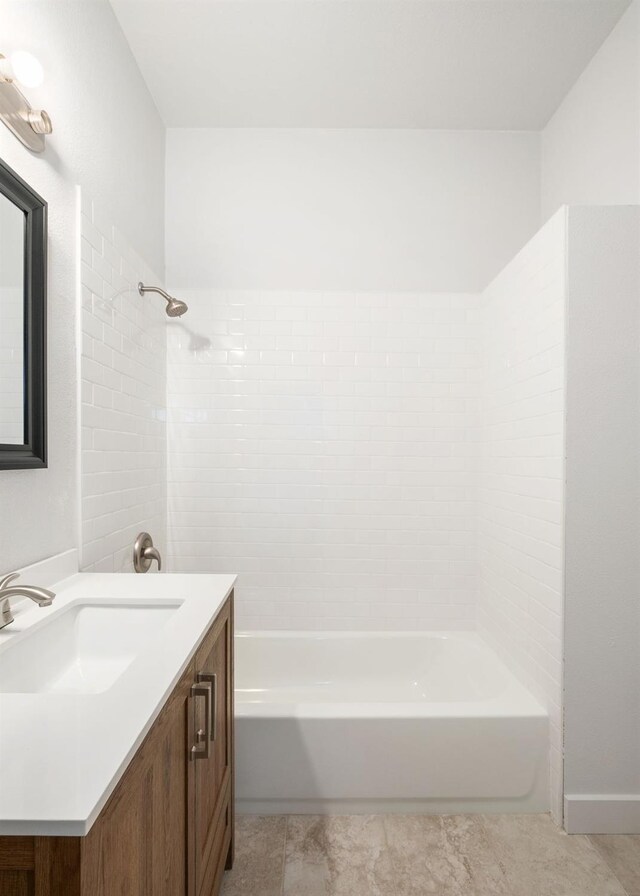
[0,572,19,592]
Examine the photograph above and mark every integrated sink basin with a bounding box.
[0,599,183,694]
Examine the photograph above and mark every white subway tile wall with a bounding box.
[80,194,167,572]
[167,291,481,630]
[478,209,566,820]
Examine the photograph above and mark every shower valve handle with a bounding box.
[133,532,162,573]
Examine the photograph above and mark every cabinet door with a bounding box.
[190,595,233,896]
[81,661,193,896]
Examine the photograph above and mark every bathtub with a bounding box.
[235,631,549,814]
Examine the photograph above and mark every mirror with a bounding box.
[0,158,46,469]
[0,193,25,444]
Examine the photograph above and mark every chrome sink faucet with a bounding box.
[0,573,56,629]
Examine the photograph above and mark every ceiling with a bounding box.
[111,0,630,129]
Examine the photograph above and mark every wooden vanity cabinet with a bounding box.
[190,597,234,896]
[0,592,234,896]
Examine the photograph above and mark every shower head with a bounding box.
[138,282,188,318]
[165,297,189,317]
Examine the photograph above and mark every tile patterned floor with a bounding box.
[221,814,640,896]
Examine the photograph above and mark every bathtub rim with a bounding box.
[234,628,548,721]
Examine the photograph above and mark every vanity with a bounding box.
[0,557,235,896]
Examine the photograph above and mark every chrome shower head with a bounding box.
[138,282,188,318]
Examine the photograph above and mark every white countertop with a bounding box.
[0,569,236,836]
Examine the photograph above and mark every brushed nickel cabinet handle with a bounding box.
[197,672,217,742]
[190,681,212,760]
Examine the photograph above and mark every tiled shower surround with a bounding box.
[80,194,167,572]
[167,291,481,630]
[80,206,566,817]
[479,211,566,819]
[479,218,565,696]
[165,213,566,818]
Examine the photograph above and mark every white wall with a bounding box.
[167,289,481,630]
[0,0,165,571]
[478,210,566,821]
[166,129,540,293]
[541,0,640,221]
[80,194,167,573]
[563,206,640,833]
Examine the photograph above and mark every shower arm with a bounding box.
[138,282,172,302]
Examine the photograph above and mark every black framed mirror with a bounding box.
[0,157,47,469]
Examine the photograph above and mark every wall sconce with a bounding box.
[0,51,52,153]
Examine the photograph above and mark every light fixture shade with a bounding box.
[0,50,51,151]
[10,51,44,88]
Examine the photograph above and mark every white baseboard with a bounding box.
[564,795,640,833]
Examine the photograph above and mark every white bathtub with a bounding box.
[235,631,549,814]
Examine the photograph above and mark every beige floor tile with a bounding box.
[221,814,287,896]
[383,813,511,895]
[221,813,638,896]
[481,813,628,896]
[283,815,396,896]
[590,834,640,895]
